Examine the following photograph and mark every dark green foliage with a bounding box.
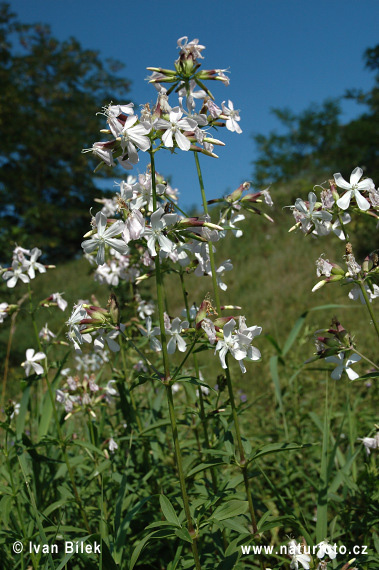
[252,44,379,188]
[0,2,131,261]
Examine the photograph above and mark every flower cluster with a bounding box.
[56,374,118,419]
[2,246,54,288]
[290,167,378,238]
[83,37,243,172]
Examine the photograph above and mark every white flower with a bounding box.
[140,316,162,352]
[82,142,115,167]
[39,323,56,342]
[358,434,379,455]
[66,304,92,351]
[221,100,242,134]
[51,292,67,311]
[119,115,152,164]
[122,208,145,243]
[136,297,155,320]
[81,211,128,266]
[316,540,337,560]
[94,328,120,352]
[23,248,46,279]
[215,319,247,370]
[144,208,177,257]
[325,352,361,380]
[294,192,332,235]
[154,107,198,151]
[21,348,46,377]
[177,36,205,60]
[334,167,372,211]
[3,260,30,288]
[288,540,311,570]
[9,401,20,419]
[0,302,9,323]
[108,437,118,453]
[105,380,118,397]
[316,255,333,277]
[329,213,351,240]
[220,213,245,238]
[201,318,217,344]
[348,283,379,303]
[166,317,189,354]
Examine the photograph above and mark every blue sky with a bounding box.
[10,0,379,209]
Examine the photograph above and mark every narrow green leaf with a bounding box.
[16,384,31,439]
[316,388,329,543]
[186,459,227,478]
[282,312,308,356]
[249,442,311,462]
[211,500,248,521]
[159,495,181,527]
[174,527,193,543]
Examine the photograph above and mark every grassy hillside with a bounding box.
[1,181,377,409]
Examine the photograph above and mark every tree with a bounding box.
[251,45,379,188]
[0,2,131,261]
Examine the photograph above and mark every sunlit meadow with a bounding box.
[1,38,378,570]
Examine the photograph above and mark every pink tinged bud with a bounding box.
[331,264,345,276]
[213,316,236,329]
[227,186,244,202]
[195,303,208,325]
[146,67,177,76]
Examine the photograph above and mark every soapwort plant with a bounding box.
[1,36,378,570]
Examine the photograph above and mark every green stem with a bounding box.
[150,151,201,568]
[28,285,91,534]
[193,152,221,313]
[194,153,258,535]
[166,385,201,569]
[118,327,161,377]
[358,280,379,343]
[120,336,143,431]
[225,357,258,534]
[179,270,219,492]
[351,347,379,371]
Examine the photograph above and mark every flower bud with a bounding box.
[330,263,345,276]
[108,293,120,325]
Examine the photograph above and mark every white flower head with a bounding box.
[39,323,56,342]
[3,260,30,288]
[119,115,152,164]
[288,540,311,570]
[325,352,361,380]
[154,107,198,151]
[358,434,379,455]
[144,208,177,257]
[294,192,332,235]
[316,540,337,560]
[108,437,118,453]
[221,100,242,134]
[0,302,9,323]
[21,348,46,377]
[334,167,372,211]
[24,248,46,279]
[166,317,189,354]
[81,211,128,266]
[51,292,68,311]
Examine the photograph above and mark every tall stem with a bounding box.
[28,284,91,533]
[193,152,221,313]
[358,280,379,343]
[193,152,259,536]
[150,151,201,568]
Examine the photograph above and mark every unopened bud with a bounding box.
[108,293,120,325]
